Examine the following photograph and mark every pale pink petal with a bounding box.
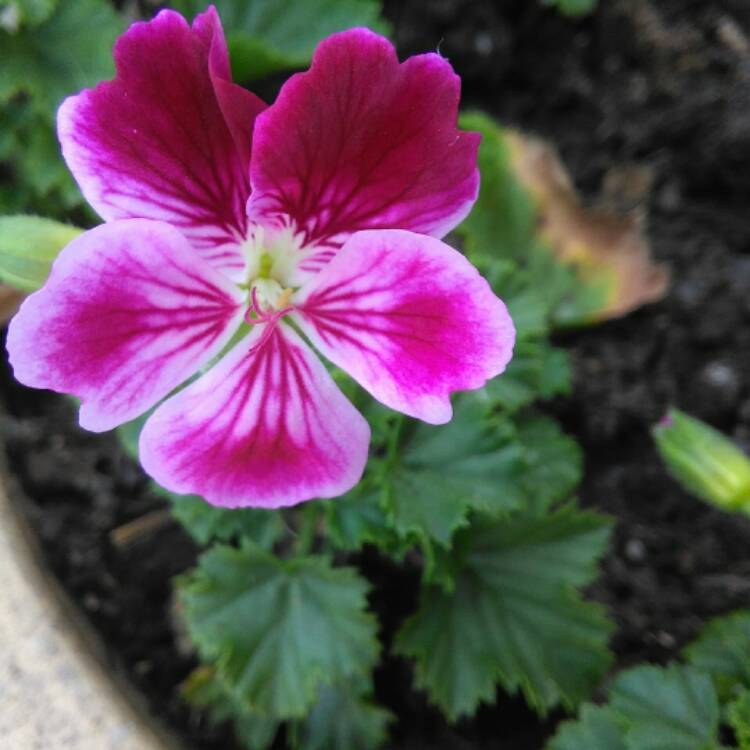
[57,7,265,278]
[139,323,370,508]
[246,28,480,275]
[6,220,246,432]
[293,229,515,424]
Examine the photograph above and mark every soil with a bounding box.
[3,1,750,748]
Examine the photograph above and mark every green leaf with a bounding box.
[182,665,280,750]
[386,399,525,545]
[0,0,122,117]
[298,682,392,750]
[483,341,571,413]
[179,544,380,719]
[171,0,389,82]
[457,111,537,263]
[728,688,750,750]
[547,705,627,750]
[394,506,613,719]
[683,609,750,701]
[324,481,393,552]
[541,0,597,17]
[0,214,80,291]
[609,664,720,750]
[169,494,285,548]
[0,0,57,28]
[515,413,582,512]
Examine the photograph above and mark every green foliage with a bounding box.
[456,111,607,329]
[684,610,750,702]
[609,665,720,750]
[384,400,526,546]
[296,683,392,750]
[729,689,750,750]
[183,667,390,750]
[547,605,750,750]
[541,0,598,17]
[0,0,121,116]
[170,0,389,82]
[0,0,58,29]
[547,664,721,750]
[1,0,121,216]
[0,214,79,291]
[484,339,571,412]
[182,665,280,749]
[515,413,582,511]
[547,705,627,750]
[170,495,285,547]
[178,543,380,719]
[395,506,613,720]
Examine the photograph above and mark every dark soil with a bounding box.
[3,1,750,748]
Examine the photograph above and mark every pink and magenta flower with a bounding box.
[6,7,515,508]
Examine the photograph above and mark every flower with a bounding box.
[6,7,515,508]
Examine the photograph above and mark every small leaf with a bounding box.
[0,214,81,291]
[324,481,394,552]
[169,494,285,548]
[609,664,720,750]
[386,399,525,545]
[684,609,750,701]
[171,0,389,81]
[547,705,627,750]
[298,682,392,750]
[179,544,380,719]
[515,412,582,512]
[395,506,613,719]
[483,340,571,413]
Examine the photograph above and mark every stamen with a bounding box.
[277,287,294,309]
[244,285,295,354]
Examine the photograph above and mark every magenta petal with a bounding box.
[6,220,246,432]
[294,229,515,424]
[57,8,265,278]
[247,28,480,271]
[139,323,371,508]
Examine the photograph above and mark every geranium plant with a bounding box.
[0,3,635,749]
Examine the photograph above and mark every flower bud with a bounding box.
[653,409,750,512]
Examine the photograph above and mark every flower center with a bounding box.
[241,223,307,291]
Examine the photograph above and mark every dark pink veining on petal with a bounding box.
[57,7,265,277]
[294,229,515,424]
[247,28,480,273]
[6,220,246,432]
[139,323,370,507]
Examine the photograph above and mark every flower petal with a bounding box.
[57,7,265,278]
[6,220,246,432]
[139,323,370,508]
[293,229,515,424]
[247,28,480,274]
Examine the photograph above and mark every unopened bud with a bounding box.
[653,409,750,511]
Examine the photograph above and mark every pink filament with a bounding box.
[244,286,294,354]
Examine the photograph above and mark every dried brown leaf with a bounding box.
[506,130,669,322]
